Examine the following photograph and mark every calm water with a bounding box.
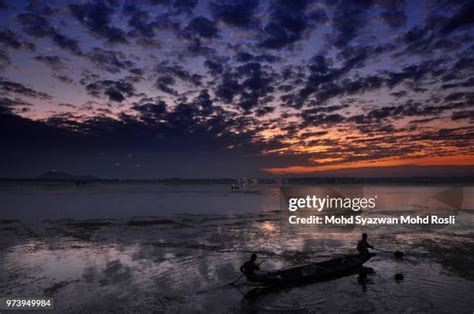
[0,183,474,313]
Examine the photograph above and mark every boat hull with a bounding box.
[245,254,374,299]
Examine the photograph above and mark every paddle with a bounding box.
[228,274,245,286]
[374,248,404,258]
[228,260,267,286]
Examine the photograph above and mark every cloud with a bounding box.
[132,100,168,123]
[0,48,10,69]
[127,11,157,38]
[234,51,279,63]
[210,0,259,28]
[301,112,345,127]
[349,100,473,125]
[155,62,202,86]
[329,0,374,48]
[380,10,407,28]
[172,0,198,13]
[15,13,82,55]
[451,110,474,121]
[34,55,63,69]
[0,96,33,114]
[1,0,474,177]
[0,28,34,50]
[52,33,83,56]
[0,78,51,99]
[258,0,327,49]
[69,1,127,43]
[155,75,178,95]
[86,48,134,73]
[85,79,136,102]
[440,2,474,35]
[182,16,219,39]
[212,61,276,111]
[16,13,54,37]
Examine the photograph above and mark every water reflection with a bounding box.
[357,267,375,292]
[0,184,473,312]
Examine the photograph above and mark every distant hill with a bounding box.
[37,170,98,180]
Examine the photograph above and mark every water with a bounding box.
[0,183,474,313]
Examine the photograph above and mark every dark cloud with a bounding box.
[86,48,134,73]
[441,77,474,90]
[0,96,33,113]
[301,112,345,127]
[386,59,446,88]
[349,100,473,125]
[34,55,63,69]
[132,100,168,123]
[258,0,326,49]
[440,2,474,35]
[16,13,81,55]
[0,110,89,152]
[444,91,474,102]
[1,0,474,177]
[403,25,429,44]
[128,11,157,38]
[380,10,406,28]
[16,13,54,37]
[330,0,374,48]
[255,106,274,117]
[129,68,145,76]
[54,74,74,84]
[204,59,224,74]
[451,110,474,121]
[0,93,265,158]
[210,0,259,28]
[0,78,51,99]
[26,1,55,16]
[287,48,382,107]
[155,62,202,86]
[52,33,83,56]
[155,75,178,95]
[390,90,408,98]
[234,52,279,63]
[0,28,25,49]
[214,72,240,103]
[0,48,9,69]
[85,79,136,102]
[172,0,198,13]
[69,1,127,43]
[183,38,216,56]
[213,62,276,111]
[182,16,219,39]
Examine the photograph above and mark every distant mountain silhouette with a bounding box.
[37,170,98,180]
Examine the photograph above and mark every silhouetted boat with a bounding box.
[245,254,374,299]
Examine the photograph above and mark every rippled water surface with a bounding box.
[1,183,474,313]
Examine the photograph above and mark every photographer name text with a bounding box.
[288,215,456,225]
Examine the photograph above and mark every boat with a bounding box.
[244,253,375,299]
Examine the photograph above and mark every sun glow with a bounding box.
[262,154,474,175]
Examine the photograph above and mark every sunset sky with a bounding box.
[0,0,473,178]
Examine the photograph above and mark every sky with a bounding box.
[0,0,473,178]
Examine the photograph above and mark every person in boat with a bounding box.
[357,233,374,257]
[240,253,263,281]
[240,253,282,284]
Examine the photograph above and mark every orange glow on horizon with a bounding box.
[262,154,474,175]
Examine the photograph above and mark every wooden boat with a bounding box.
[245,253,375,299]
